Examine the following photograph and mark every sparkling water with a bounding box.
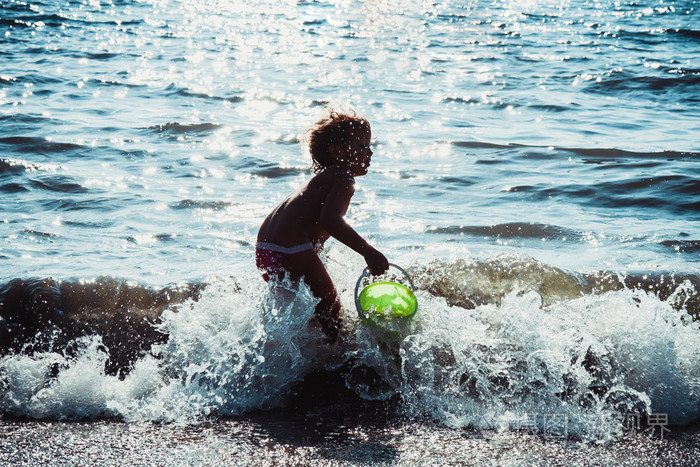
[1,0,699,447]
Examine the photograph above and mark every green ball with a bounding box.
[358,281,418,318]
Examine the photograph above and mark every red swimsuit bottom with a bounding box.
[255,242,315,282]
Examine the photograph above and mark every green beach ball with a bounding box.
[358,281,418,318]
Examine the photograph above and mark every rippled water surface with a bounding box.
[1,0,699,459]
[2,0,698,281]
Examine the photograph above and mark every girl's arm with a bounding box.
[319,175,389,274]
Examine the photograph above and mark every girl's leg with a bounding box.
[286,249,341,341]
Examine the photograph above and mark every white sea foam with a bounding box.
[388,286,698,441]
[1,276,328,422]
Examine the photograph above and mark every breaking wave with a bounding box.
[1,256,699,442]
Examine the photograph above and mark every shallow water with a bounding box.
[1,0,698,282]
[1,0,699,459]
[2,416,700,466]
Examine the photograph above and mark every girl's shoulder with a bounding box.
[302,167,355,198]
[316,166,355,185]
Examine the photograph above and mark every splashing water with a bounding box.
[397,287,699,442]
[1,276,330,422]
[1,254,699,442]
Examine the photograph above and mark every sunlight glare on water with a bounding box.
[0,0,698,448]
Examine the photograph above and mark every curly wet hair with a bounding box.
[306,106,370,173]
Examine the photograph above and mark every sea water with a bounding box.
[1,0,699,449]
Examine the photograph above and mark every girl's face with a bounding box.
[334,125,373,177]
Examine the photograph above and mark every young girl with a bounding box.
[256,107,389,340]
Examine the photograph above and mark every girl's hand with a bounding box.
[364,248,389,276]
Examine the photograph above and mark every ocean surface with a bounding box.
[1,0,699,464]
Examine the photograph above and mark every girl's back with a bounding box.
[257,167,351,248]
